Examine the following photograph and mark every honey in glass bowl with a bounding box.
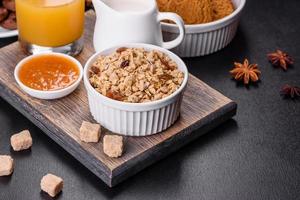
[16,0,85,56]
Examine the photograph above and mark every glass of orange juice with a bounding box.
[16,0,85,56]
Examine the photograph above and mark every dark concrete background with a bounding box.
[0,0,299,199]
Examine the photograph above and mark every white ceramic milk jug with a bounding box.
[92,0,185,52]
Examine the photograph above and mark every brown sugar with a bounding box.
[103,135,124,158]
[79,121,101,143]
[40,173,63,197]
[10,130,33,151]
[157,0,235,24]
[0,155,14,176]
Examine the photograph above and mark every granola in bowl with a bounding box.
[84,44,188,136]
[89,47,184,103]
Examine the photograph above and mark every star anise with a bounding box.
[230,59,261,85]
[267,50,294,71]
[280,84,300,99]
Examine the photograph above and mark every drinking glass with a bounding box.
[16,0,85,56]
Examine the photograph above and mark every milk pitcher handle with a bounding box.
[157,12,185,50]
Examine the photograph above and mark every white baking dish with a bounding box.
[161,0,246,57]
[84,43,189,136]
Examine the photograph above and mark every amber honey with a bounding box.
[19,54,80,91]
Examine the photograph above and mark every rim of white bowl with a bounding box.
[14,52,83,96]
[84,43,189,108]
[161,0,246,31]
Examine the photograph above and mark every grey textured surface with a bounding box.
[0,0,300,199]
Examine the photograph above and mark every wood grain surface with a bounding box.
[0,11,237,187]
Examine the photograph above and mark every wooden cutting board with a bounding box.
[0,11,237,187]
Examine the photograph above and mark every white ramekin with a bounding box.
[14,52,83,100]
[84,43,189,136]
[161,0,246,57]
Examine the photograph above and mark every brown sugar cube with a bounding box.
[103,135,124,158]
[40,173,63,197]
[79,121,101,143]
[0,155,14,176]
[10,130,33,151]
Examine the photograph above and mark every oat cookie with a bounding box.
[157,0,213,24]
[211,0,235,20]
[157,0,235,24]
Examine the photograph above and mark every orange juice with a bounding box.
[16,0,85,47]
